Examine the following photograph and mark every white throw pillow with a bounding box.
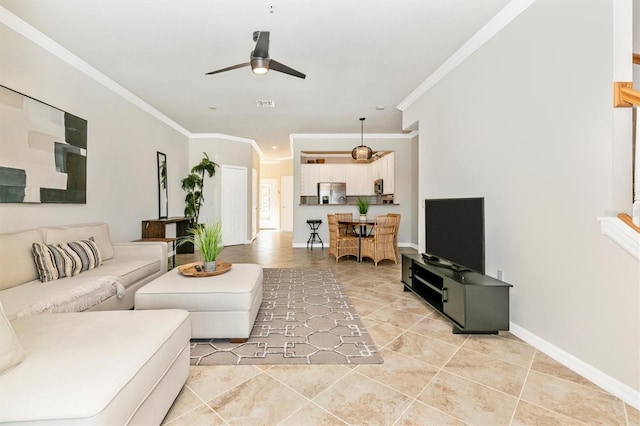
[0,301,26,374]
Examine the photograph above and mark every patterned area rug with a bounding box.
[190,267,383,365]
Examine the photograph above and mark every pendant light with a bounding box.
[351,117,373,161]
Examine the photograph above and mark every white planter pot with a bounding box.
[359,214,367,221]
[203,260,217,272]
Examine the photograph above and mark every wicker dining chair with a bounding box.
[386,213,401,260]
[360,215,397,266]
[327,214,359,262]
[334,212,354,236]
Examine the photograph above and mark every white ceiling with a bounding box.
[1,0,511,161]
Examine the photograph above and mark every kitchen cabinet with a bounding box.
[300,164,319,196]
[345,164,370,195]
[382,152,394,194]
[317,164,345,183]
[299,152,396,197]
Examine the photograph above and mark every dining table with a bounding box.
[338,219,376,262]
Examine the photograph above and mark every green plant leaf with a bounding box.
[177,221,223,261]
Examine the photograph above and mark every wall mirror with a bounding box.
[157,152,168,219]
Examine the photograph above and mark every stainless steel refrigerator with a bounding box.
[318,182,347,204]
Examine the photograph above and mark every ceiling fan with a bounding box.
[205,31,306,79]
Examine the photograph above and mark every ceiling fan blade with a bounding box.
[253,31,270,58]
[269,59,306,79]
[205,62,250,75]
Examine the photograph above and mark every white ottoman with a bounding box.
[135,263,263,340]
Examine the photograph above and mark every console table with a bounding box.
[402,253,512,334]
[141,217,192,254]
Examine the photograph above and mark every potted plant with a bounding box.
[357,197,369,221]
[178,221,223,271]
[181,152,220,225]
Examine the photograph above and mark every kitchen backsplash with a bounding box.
[300,195,394,205]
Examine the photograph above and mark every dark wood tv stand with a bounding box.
[402,254,512,334]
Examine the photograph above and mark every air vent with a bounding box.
[256,100,275,108]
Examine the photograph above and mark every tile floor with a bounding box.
[164,231,639,425]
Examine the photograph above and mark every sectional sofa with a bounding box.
[0,223,190,425]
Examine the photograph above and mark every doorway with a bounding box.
[281,176,293,232]
[221,165,247,245]
[260,178,278,229]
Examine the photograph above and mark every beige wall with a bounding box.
[0,23,190,242]
[403,0,639,396]
[188,137,259,242]
[291,136,418,247]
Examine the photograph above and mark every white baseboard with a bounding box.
[398,242,419,250]
[292,241,417,249]
[509,322,640,410]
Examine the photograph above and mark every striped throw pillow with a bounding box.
[32,238,103,283]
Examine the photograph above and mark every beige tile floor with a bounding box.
[164,231,639,426]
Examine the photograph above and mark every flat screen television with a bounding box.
[424,197,485,274]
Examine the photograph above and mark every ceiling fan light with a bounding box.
[251,58,269,74]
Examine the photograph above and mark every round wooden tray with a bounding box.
[178,261,232,277]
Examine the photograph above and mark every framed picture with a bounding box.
[0,85,87,203]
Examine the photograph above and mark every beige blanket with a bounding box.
[11,277,125,319]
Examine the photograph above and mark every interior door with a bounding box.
[260,178,278,229]
[281,176,293,232]
[252,168,258,240]
[221,165,247,245]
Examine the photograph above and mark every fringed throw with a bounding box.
[11,277,125,319]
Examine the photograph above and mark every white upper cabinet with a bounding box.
[299,152,395,197]
[345,164,370,195]
[383,152,394,194]
[300,164,320,196]
[317,164,346,183]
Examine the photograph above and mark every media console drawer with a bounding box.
[402,254,512,334]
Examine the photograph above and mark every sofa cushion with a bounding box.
[0,256,161,319]
[0,229,43,291]
[32,242,76,282]
[45,223,114,260]
[58,238,103,272]
[32,239,103,283]
[0,309,190,424]
[0,301,25,374]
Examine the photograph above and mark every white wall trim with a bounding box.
[510,322,639,410]
[398,242,420,251]
[0,6,191,138]
[293,241,417,249]
[598,217,640,261]
[396,0,536,111]
[290,131,418,140]
[290,131,418,158]
[190,133,264,157]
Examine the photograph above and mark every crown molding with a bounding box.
[0,6,191,138]
[190,133,263,157]
[289,131,417,158]
[397,0,536,111]
[290,131,417,140]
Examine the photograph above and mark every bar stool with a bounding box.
[306,219,324,250]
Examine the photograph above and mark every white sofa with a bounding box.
[0,222,168,318]
[0,223,191,425]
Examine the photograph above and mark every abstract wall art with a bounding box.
[0,85,87,203]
